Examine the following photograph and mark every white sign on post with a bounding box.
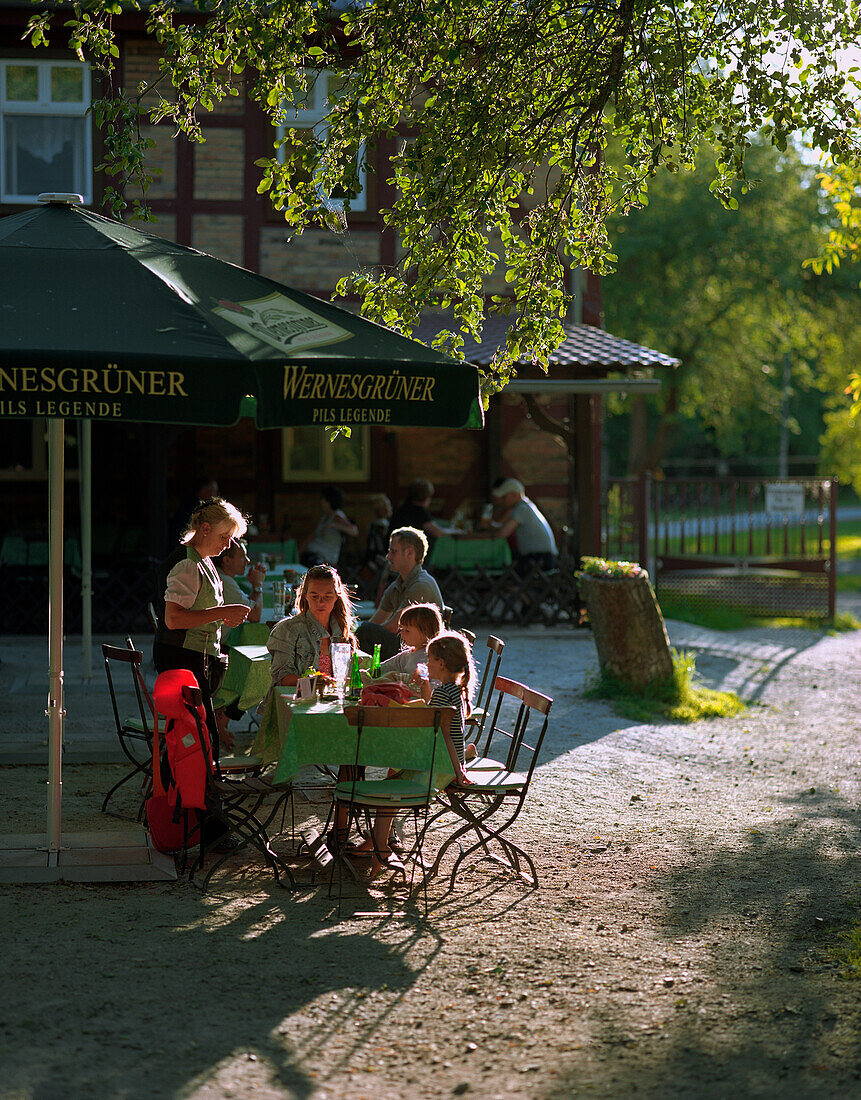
[765,483,805,516]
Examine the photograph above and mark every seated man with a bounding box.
[489,478,558,574]
[389,479,456,545]
[356,526,444,660]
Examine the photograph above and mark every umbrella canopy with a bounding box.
[0,201,482,429]
[0,197,482,880]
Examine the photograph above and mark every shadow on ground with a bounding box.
[540,790,861,1099]
[0,875,445,1099]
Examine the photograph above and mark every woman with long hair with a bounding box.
[267,564,357,688]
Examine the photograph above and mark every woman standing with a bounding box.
[154,497,250,759]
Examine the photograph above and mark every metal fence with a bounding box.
[0,561,156,636]
[602,475,837,619]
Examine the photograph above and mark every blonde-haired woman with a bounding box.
[153,497,251,759]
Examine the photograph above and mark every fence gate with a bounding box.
[602,476,837,619]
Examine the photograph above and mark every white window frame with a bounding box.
[276,69,367,214]
[0,58,92,204]
[281,425,371,482]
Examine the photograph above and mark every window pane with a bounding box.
[4,115,85,197]
[5,65,38,102]
[281,426,369,481]
[284,427,322,471]
[330,430,365,475]
[51,66,84,103]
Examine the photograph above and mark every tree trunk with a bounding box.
[578,572,673,689]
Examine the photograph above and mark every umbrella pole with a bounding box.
[79,419,92,681]
[47,418,65,860]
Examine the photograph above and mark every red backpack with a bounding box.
[146,669,215,854]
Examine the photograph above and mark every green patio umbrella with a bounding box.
[0,195,482,881]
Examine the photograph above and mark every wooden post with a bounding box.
[578,569,674,689]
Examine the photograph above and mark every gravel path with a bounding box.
[2,615,861,1099]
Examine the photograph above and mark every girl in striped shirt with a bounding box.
[417,632,476,768]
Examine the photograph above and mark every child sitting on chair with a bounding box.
[378,602,444,678]
[415,631,475,770]
[357,631,476,879]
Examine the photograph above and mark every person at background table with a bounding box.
[212,538,267,740]
[267,564,356,689]
[360,631,474,878]
[215,538,267,624]
[365,493,392,565]
[487,478,558,575]
[378,602,444,677]
[360,493,392,600]
[299,487,358,567]
[389,479,458,547]
[356,527,443,661]
[154,497,250,759]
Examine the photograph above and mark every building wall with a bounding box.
[0,21,588,557]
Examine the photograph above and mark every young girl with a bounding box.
[358,631,475,878]
[416,631,476,770]
[378,602,443,678]
[267,564,356,688]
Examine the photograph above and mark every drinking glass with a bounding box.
[272,580,287,619]
[331,643,352,707]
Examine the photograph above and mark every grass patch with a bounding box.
[583,648,744,723]
[659,596,765,631]
[829,921,861,980]
[828,611,861,633]
[658,595,860,634]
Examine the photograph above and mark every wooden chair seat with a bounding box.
[334,777,435,807]
[218,752,264,774]
[456,768,528,790]
[466,755,508,772]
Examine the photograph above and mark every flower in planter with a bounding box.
[577,556,648,581]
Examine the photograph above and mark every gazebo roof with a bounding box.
[413,313,680,374]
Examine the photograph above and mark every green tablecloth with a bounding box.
[213,643,271,712]
[223,621,271,647]
[428,536,511,571]
[253,690,451,784]
[244,538,299,564]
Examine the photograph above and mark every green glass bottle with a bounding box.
[370,643,381,679]
[348,652,363,702]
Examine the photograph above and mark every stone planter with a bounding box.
[577,571,673,690]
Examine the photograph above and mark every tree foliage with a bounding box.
[30,0,861,385]
[603,138,861,475]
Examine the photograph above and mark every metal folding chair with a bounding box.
[334,705,457,916]
[429,676,552,890]
[100,643,154,818]
[176,684,295,892]
[464,635,505,744]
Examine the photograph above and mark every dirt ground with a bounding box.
[2,619,861,1100]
